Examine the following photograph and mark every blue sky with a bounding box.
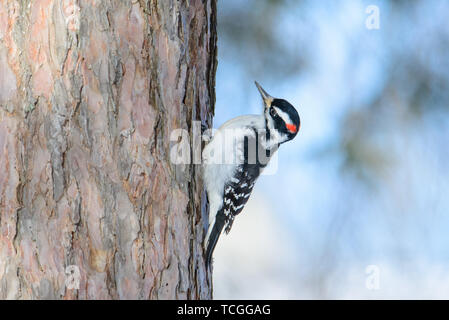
[212,0,449,299]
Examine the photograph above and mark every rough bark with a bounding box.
[0,0,217,299]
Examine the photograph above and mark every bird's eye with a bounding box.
[269,108,277,117]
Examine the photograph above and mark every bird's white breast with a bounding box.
[202,115,265,227]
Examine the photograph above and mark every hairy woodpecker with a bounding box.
[202,81,300,266]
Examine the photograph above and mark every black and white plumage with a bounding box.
[202,82,300,266]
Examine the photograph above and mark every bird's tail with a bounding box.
[205,209,226,267]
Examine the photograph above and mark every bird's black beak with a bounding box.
[255,81,273,110]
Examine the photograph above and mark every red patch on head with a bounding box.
[286,123,297,133]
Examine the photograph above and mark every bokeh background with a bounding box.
[212,0,449,299]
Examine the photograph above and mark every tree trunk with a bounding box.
[0,0,217,299]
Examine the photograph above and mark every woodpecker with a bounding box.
[202,81,300,266]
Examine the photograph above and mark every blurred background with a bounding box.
[212,0,449,299]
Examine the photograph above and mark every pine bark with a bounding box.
[0,0,217,299]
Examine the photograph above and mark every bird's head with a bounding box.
[255,81,300,145]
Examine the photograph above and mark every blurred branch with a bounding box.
[218,0,308,78]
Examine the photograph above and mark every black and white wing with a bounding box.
[205,130,273,266]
